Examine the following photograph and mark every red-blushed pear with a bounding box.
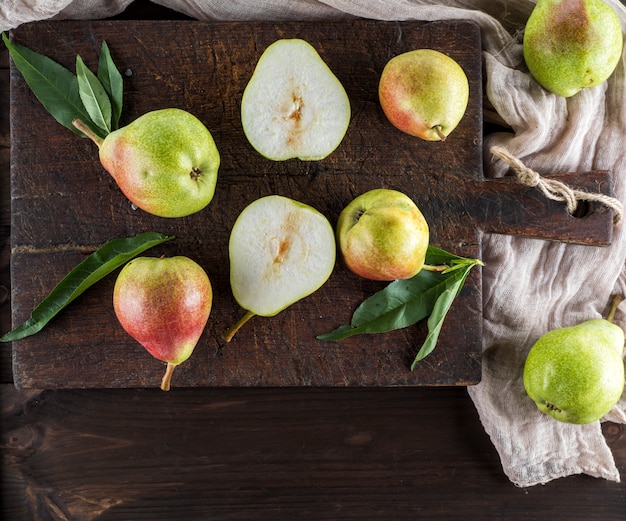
[337,189,430,281]
[222,195,336,341]
[378,49,469,141]
[523,0,623,98]
[113,256,213,391]
[73,108,220,218]
[241,38,350,161]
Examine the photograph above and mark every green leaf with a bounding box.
[317,246,483,368]
[97,41,123,130]
[2,32,100,138]
[1,232,174,342]
[412,281,465,369]
[316,271,443,340]
[411,258,478,369]
[424,245,463,266]
[76,54,112,135]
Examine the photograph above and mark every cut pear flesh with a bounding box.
[229,195,336,317]
[241,38,351,161]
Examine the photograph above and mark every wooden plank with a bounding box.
[1,66,11,385]
[1,385,625,520]
[6,20,614,389]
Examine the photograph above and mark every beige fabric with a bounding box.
[3,0,626,487]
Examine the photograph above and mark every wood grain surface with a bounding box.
[6,19,616,390]
[1,2,625,520]
[8,19,485,389]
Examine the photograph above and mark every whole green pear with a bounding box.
[74,108,220,218]
[523,0,623,97]
[523,297,625,424]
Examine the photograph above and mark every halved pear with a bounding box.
[241,38,351,161]
[223,195,336,341]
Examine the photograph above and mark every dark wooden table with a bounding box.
[1,2,625,519]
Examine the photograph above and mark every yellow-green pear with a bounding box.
[378,49,469,141]
[75,108,220,218]
[337,189,429,281]
[523,296,625,424]
[523,0,623,97]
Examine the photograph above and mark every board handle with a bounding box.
[471,171,615,245]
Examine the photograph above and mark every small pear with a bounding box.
[378,49,469,141]
[222,195,336,341]
[74,108,220,217]
[523,0,623,97]
[523,296,625,424]
[113,256,213,391]
[241,38,351,161]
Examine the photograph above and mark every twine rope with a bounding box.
[490,145,624,224]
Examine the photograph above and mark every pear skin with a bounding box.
[523,0,624,97]
[113,256,213,391]
[75,108,220,218]
[523,297,625,424]
[378,49,469,141]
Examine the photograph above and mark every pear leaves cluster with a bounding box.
[318,247,483,369]
[2,34,122,140]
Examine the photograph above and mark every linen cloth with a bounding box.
[2,0,626,487]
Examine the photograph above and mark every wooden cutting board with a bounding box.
[7,20,615,389]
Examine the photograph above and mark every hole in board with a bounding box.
[571,200,592,218]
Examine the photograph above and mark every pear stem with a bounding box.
[72,118,104,148]
[434,125,446,142]
[160,362,177,391]
[606,295,622,324]
[421,264,449,273]
[222,310,256,342]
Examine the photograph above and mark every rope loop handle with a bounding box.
[490,145,623,224]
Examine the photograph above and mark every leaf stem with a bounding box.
[606,294,622,323]
[421,264,449,272]
[222,311,256,342]
[72,118,104,148]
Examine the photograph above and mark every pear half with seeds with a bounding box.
[223,195,336,341]
[241,38,351,161]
